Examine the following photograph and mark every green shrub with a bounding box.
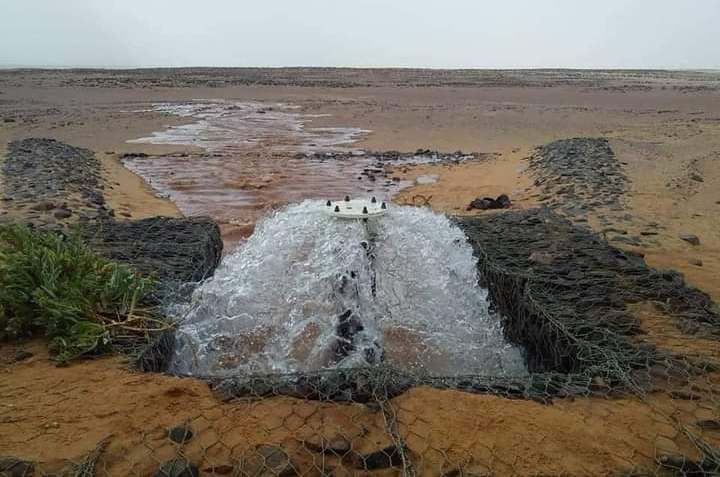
[0,224,163,363]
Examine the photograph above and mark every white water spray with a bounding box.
[170,201,527,377]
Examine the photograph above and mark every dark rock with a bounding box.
[167,423,193,444]
[241,445,296,477]
[468,194,512,210]
[303,437,351,456]
[30,201,55,212]
[326,437,352,454]
[657,454,706,476]
[696,419,720,430]
[52,208,72,219]
[689,258,703,267]
[689,172,704,182]
[467,199,492,210]
[0,457,34,477]
[669,391,701,400]
[154,458,199,477]
[119,152,149,159]
[13,350,33,362]
[496,194,511,207]
[680,234,701,246]
[357,445,406,470]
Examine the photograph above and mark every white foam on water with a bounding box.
[415,174,440,185]
[170,201,528,378]
[128,100,369,153]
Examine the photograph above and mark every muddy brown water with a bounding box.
[124,100,475,246]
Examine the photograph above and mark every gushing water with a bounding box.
[170,202,527,377]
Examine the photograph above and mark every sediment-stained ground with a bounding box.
[1,69,720,476]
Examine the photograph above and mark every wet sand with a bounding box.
[1,69,720,475]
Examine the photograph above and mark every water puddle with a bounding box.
[128,100,368,153]
[170,201,527,377]
[125,100,481,244]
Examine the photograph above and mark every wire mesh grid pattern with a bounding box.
[2,210,719,477]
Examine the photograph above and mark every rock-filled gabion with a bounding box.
[528,137,628,215]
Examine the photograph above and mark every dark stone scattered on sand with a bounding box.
[304,437,352,456]
[657,454,716,476]
[680,234,701,246]
[154,458,199,477]
[4,139,107,214]
[689,172,704,182]
[357,445,407,470]
[325,438,352,454]
[241,445,296,477]
[689,258,704,267]
[0,457,34,477]
[467,194,511,210]
[669,391,701,401]
[167,423,193,444]
[119,152,149,159]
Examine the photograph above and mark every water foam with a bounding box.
[128,100,369,153]
[170,202,527,377]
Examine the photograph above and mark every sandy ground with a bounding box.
[1,69,720,475]
[1,341,718,476]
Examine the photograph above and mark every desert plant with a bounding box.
[0,224,165,363]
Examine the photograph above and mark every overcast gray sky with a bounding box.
[1,0,719,68]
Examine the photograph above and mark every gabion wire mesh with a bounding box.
[1,137,719,477]
[3,208,718,477]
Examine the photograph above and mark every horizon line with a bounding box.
[1,64,719,72]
